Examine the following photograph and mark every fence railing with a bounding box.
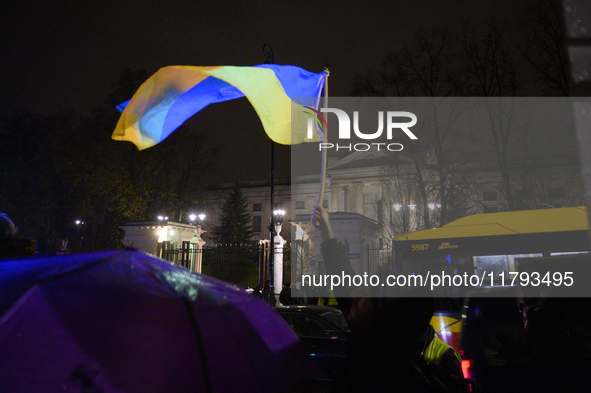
[160,241,291,289]
[365,245,393,275]
[160,240,383,286]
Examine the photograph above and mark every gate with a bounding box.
[160,241,269,289]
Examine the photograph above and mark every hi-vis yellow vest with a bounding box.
[424,336,462,365]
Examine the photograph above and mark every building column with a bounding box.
[330,184,343,212]
[353,182,365,215]
[343,185,350,212]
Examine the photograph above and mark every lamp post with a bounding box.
[75,220,84,251]
[155,215,169,257]
[264,43,278,306]
[392,203,441,234]
[189,213,206,273]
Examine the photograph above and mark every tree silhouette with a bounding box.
[210,186,253,245]
[0,68,218,253]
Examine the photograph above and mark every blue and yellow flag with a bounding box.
[113,64,327,149]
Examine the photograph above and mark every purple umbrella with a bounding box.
[0,249,320,392]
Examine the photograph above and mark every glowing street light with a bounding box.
[74,220,85,250]
[188,213,206,226]
[273,209,286,224]
[189,213,207,273]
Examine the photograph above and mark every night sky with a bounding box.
[2,0,536,182]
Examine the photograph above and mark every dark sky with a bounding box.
[2,0,535,182]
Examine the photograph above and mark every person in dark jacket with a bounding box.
[312,205,452,393]
[0,213,35,257]
[252,283,263,298]
[279,282,292,305]
[423,325,464,381]
[0,213,17,238]
[262,279,270,303]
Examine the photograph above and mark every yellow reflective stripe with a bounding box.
[328,290,338,306]
[424,337,462,365]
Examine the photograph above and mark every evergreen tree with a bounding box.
[211,186,253,245]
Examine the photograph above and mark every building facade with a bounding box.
[121,147,584,289]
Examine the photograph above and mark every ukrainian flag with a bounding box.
[113,64,327,149]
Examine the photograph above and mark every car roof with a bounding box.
[274,305,343,316]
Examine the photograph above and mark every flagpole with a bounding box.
[264,44,277,306]
[317,68,329,206]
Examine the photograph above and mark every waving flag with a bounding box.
[113,64,327,149]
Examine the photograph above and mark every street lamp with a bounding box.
[74,219,85,251]
[272,209,286,237]
[273,209,286,224]
[264,43,279,306]
[188,213,206,238]
[189,213,206,273]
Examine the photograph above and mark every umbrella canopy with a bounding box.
[0,248,320,392]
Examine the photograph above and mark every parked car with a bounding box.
[274,305,349,380]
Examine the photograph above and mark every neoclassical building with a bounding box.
[198,148,584,279]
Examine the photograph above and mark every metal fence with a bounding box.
[364,244,393,275]
[160,241,291,289]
